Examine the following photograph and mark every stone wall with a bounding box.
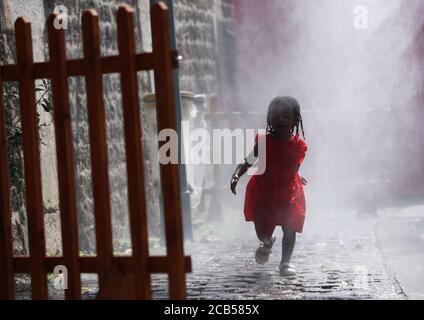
[42,0,154,252]
[1,0,55,255]
[1,0,236,253]
[173,0,236,104]
[215,0,236,105]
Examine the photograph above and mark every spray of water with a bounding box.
[234,0,424,216]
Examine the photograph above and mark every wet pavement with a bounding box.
[150,207,406,300]
[16,204,424,300]
[375,204,424,300]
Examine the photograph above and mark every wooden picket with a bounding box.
[0,2,191,300]
[15,17,48,300]
[117,5,151,299]
[151,2,186,299]
[47,13,81,300]
[0,59,15,300]
[81,9,115,299]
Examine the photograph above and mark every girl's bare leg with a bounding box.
[281,228,296,264]
[255,229,273,246]
[254,227,276,264]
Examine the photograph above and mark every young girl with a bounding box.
[230,96,307,276]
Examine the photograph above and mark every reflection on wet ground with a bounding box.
[15,209,406,300]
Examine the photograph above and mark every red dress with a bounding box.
[244,133,307,235]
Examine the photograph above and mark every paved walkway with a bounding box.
[375,204,424,300]
[149,207,406,300]
[16,204,424,300]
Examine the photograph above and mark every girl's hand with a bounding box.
[230,175,240,195]
[301,177,308,186]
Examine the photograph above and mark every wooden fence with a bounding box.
[0,2,191,300]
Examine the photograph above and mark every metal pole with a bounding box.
[150,0,193,241]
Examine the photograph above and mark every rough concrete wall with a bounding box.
[0,8,28,256]
[2,0,156,254]
[173,0,218,95]
[215,0,236,105]
[1,0,61,255]
[173,0,235,106]
[42,0,154,252]
[2,0,236,253]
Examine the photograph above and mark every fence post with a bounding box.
[0,62,15,300]
[81,10,114,297]
[15,17,48,299]
[47,14,81,300]
[150,0,193,242]
[151,2,187,299]
[117,5,151,299]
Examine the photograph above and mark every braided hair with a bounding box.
[266,96,305,140]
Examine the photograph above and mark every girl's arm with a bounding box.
[230,142,258,195]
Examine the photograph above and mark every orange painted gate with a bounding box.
[0,2,191,300]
